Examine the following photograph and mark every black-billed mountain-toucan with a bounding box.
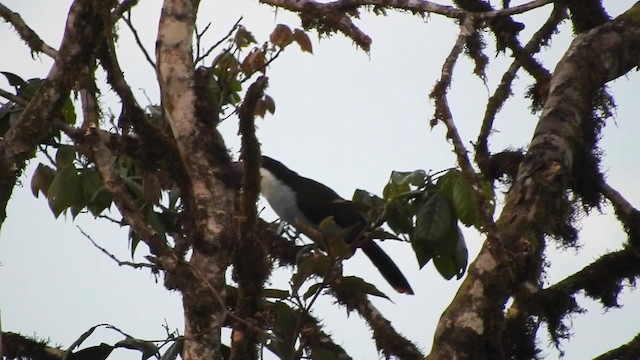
[259,156,414,295]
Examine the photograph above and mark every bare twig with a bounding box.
[196,17,242,64]
[477,0,554,19]
[112,0,139,20]
[77,226,157,270]
[123,12,156,68]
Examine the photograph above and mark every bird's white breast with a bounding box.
[260,168,308,226]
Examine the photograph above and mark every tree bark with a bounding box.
[428,8,640,360]
[156,0,236,359]
[0,0,116,231]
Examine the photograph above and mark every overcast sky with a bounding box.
[1,1,639,359]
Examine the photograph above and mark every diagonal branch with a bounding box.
[0,3,58,59]
[593,333,640,360]
[77,225,158,271]
[475,3,567,173]
[0,0,116,231]
[601,181,640,250]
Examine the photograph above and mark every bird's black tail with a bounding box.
[361,241,414,295]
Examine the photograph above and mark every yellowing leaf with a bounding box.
[240,49,266,74]
[254,99,267,118]
[270,24,293,48]
[31,163,55,198]
[293,29,313,54]
[234,25,256,48]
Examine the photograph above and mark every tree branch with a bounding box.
[231,76,270,360]
[475,3,567,174]
[593,333,640,360]
[77,226,158,271]
[0,3,58,59]
[1,332,64,360]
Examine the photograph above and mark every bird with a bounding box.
[258,155,414,295]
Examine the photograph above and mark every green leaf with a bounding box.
[480,179,496,218]
[334,276,389,300]
[433,254,458,280]
[63,324,103,360]
[452,180,478,227]
[365,228,401,241]
[62,97,77,125]
[383,171,411,199]
[311,348,340,360]
[436,169,458,198]
[114,337,159,360]
[81,169,112,216]
[432,226,468,280]
[352,189,384,209]
[159,338,183,360]
[413,192,456,253]
[437,169,484,227]
[291,254,331,293]
[47,166,84,218]
[272,301,299,359]
[56,145,76,168]
[264,288,290,299]
[303,282,324,301]
[411,238,433,269]
[31,163,55,198]
[68,343,114,360]
[385,198,413,235]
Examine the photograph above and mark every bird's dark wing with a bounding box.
[294,176,413,294]
[294,176,365,229]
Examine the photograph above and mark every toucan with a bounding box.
[258,156,414,295]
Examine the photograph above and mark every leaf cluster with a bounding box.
[354,168,494,280]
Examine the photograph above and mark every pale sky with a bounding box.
[1,1,639,359]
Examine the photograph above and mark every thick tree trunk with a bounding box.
[427,9,640,360]
[156,0,236,359]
